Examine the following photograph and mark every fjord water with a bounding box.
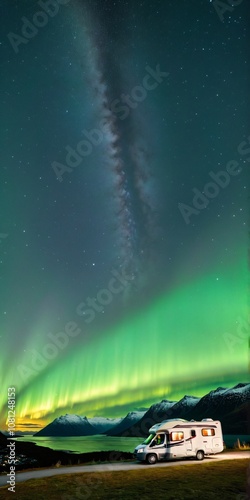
[14,435,143,453]
[14,434,250,452]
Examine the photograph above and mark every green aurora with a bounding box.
[1,256,248,430]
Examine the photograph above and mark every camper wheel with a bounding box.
[196,450,204,461]
[146,453,158,465]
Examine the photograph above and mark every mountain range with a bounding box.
[31,383,249,437]
[125,383,250,437]
[34,411,145,437]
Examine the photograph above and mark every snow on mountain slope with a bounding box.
[105,411,147,436]
[35,414,97,437]
[88,417,123,433]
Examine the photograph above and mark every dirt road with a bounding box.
[0,451,249,487]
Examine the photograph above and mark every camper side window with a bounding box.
[170,431,184,441]
[202,428,215,436]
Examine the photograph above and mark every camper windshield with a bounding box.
[143,433,154,445]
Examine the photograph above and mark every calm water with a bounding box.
[14,434,250,453]
[223,435,250,448]
[14,435,143,453]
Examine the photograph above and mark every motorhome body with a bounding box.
[134,418,223,464]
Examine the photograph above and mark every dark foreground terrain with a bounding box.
[0,459,249,500]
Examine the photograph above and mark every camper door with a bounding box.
[185,429,197,454]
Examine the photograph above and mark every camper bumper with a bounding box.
[134,446,147,461]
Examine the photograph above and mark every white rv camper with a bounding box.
[134,418,223,464]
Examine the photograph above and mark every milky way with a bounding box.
[80,3,161,283]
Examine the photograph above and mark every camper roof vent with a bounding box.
[201,418,213,421]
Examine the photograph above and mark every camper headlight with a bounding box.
[137,448,144,453]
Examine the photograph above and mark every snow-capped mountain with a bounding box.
[122,398,200,437]
[88,417,122,433]
[189,383,250,422]
[108,383,250,437]
[105,411,147,436]
[167,396,200,418]
[146,400,177,420]
[114,401,177,437]
[34,414,97,437]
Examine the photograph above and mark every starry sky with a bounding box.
[0,0,249,432]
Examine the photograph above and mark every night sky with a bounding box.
[0,0,249,432]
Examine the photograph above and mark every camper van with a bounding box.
[134,418,223,464]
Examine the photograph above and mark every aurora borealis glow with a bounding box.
[0,0,249,432]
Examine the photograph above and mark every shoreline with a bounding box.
[1,432,249,474]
